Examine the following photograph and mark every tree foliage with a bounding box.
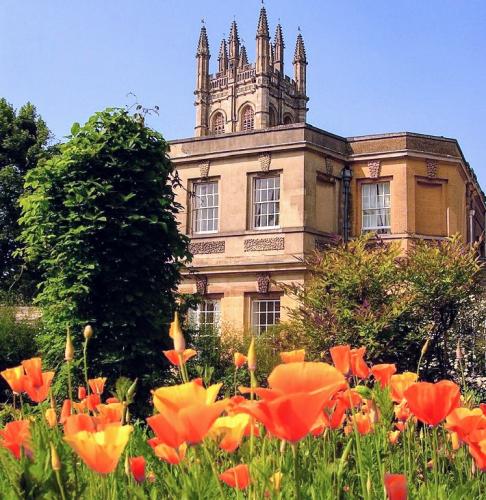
[283,234,483,380]
[18,108,191,399]
[0,98,51,299]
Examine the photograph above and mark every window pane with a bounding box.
[189,299,221,333]
[361,182,391,233]
[252,298,281,335]
[253,176,280,229]
[193,182,219,233]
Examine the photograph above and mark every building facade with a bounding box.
[171,7,486,334]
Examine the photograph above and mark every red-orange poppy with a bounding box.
[350,347,370,379]
[480,403,486,417]
[330,345,351,375]
[21,358,43,386]
[63,414,98,435]
[78,386,87,400]
[219,464,251,490]
[149,380,228,447]
[389,372,417,403]
[64,423,132,474]
[350,412,373,435]
[129,456,146,483]
[445,407,486,442]
[163,349,197,366]
[394,401,412,422]
[60,399,72,424]
[88,377,107,395]
[384,474,407,500]
[467,429,486,471]
[0,420,31,459]
[371,364,397,388]
[23,371,55,403]
[234,352,247,368]
[1,365,25,394]
[95,403,124,428]
[148,439,187,464]
[279,349,306,363]
[404,380,460,426]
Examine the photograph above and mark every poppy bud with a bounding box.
[65,329,74,362]
[45,408,57,428]
[50,443,61,471]
[170,313,186,353]
[83,324,93,340]
[126,379,137,402]
[421,338,430,357]
[247,337,256,371]
[78,386,86,400]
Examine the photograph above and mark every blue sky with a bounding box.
[1,0,485,187]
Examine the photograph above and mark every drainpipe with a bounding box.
[342,165,352,243]
[469,209,476,245]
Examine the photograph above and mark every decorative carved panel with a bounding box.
[195,275,208,295]
[426,159,438,178]
[325,157,334,176]
[256,273,271,294]
[244,237,285,252]
[368,160,381,178]
[189,241,225,254]
[199,161,210,178]
[259,152,271,172]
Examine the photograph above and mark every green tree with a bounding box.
[19,108,191,400]
[0,99,51,299]
[282,234,482,379]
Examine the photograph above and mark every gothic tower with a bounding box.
[194,6,309,137]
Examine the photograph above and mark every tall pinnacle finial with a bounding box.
[238,45,249,68]
[293,32,307,64]
[196,24,210,56]
[228,19,240,66]
[218,38,228,72]
[256,5,269,38]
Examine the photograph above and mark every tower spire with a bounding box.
[293,32,307,64]
[273,23,285,74]
[256,5,269,38]
[196,24,210,56]
[228,20,240,68]
[218,38,228,73]
[238,45,248,68]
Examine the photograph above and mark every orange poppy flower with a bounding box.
[78,386,87,400]
[209,414,251,452]
[149,380,228,447]
[63,414,98,435]
[0,420,31,459]
[350,347,370,379]
[234,352,247,368]
[60,399,72,424]
[148,439,187,464]
[351,412,373,435]
[480,403,486,417]
[88,377,107,395]
[23,371,55,403]
[279,349,305,363]
[74,393,101,413]
[21,358,43,386]
[219,464,251,490]
[384,473,407,500]
[394,401,412,422]
[129,456,146,483]
[163,349,197,366]
[95,403,124,428]
[330,345,351,375]
[390,372,418,403]
[1,365,25,394]
[445,407,486,442]
[371,364,397,388]
[404,380,460,426]
[467,429,486,471]
[64,423,132,474]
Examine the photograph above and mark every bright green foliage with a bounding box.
[0,98,51,299]
[18,109,191,397]
[283,234,482,378]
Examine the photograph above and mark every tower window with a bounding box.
[212,112,225,135]
[241,106,255,131]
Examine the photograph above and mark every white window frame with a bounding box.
[252,175,280,230]
[192,181,219,234]
[189,299,221,332]
[251,297,281,335]
[361,181,391,234]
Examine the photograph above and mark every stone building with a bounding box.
[170,6,486,334]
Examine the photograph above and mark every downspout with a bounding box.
[342,165,352,243]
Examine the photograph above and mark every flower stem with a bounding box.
[292,443,301,500]
[83,338,90,396]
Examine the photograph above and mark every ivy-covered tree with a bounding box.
[19,108,191,398]
[0,98,51,299]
